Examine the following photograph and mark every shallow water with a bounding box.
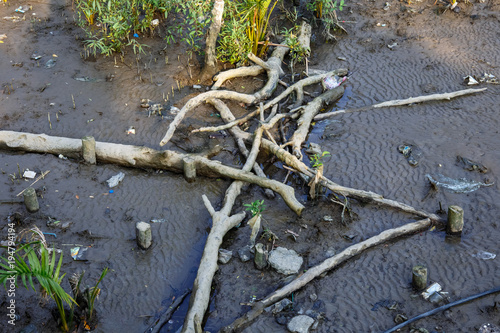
[1,0,499,332]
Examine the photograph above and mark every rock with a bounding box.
[218,248,233,264]
[269,247,303,275]
[273,298,293,314]
[287,315,315,333]
[18,323,38,333]
[238,245,253,262]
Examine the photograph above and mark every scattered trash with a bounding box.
[71,247,88,261]
[322,215,334,222]
[398,144,421,166]
[376,22,387,27]
[471,251,496,260]
[463,73,498,85]
[23,170,36,179]
[126,126,136,135]
[337,56,347,61]
[383,2,391,10]
[421,282,447,303]
[193,85,202,89]
[44,58,56,68]
[42,232,57,238]
[170,106,180,115]
[58,154,68,160]
[478,323,500,333]
[394,313,408,324]
[426,174,493,193]
[0,34,6,42]
[30,54,43,60]
[15,6,30,13]
[456,156,488,173]
[140,99,165,117]
[133,33,139,38]
[3,16,22,22]
[150,218,167,223]
[463,75,479,85]
[74,76,105,82]
[387,42,398,50]
[151,19,159,26]
[322,75,346,90]
[106,172,125,188]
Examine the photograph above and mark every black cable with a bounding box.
[383,285,500,333]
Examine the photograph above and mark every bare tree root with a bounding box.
[182,115,286,333]
[212,65,265,90]
[314,88,488,121]
[285,85,345,158]
[0,131,303,214]
[221,218,434,332]
[208,98,275,198]
[159,23,313,147]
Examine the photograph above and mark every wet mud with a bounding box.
[1,0,499,332]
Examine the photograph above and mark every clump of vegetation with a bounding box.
[307,0,346,40]
[75,0,171,56]
[0,233,108,332]
[244,199,266,217]
[310,151,330,169]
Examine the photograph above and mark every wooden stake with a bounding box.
[254,243,268,270]
[23,187,39,213]
[412,265,428,290]
[447,205,464,234]
[82,136,96,164]
[136,222,152,249]
[183,157,196,183]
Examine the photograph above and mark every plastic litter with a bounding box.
[193,85,202,89]
[426,173,493,193]
[151,19,159,26]
[422,282,443,301]
[106,172,125,188]
[387,42,398,50]
[23,170,36,179]
[126,126,135,135]
[58,154,68,160]
[463,75,478,85]
[30,54,43,60]
[322,75,346,90]
[133,33,139,38]
[472,251,496,260]
[45,58,56,68]
[42,232,57,238]
[398,144,421,166]
[71,247,88,261]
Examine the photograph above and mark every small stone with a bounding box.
[238,245,253,262]
[287,315,315,333]
[269,247,303,275]
[310,293,318,301]
[273,298,292,314]
[218,248,233,264]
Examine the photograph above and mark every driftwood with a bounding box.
[221,218,434,332]
[314,88,488,121]
[211,65,265,90]
[0,131,303,215]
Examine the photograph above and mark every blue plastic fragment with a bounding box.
[133,33,139,38]
[43,232,57,238]
[109,190,114,194]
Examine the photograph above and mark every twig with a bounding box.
[17,170,50,196]
[147,289,191,333]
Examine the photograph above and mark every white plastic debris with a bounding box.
[422,282,442,300]
[170,106,180,115]
[106,172,125,188]
[322,75,346,90]
[151,19,159,26]
[193,85,202,89]
[472,251,496,260]
[23,170,36,179]
[387,42,398,50]
[126,126,136,135]
[463,75,479,85]
[58,154,68,160]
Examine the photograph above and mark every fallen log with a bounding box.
[0,131,303,215]
[314,88,488,121]
[221,218,435,332]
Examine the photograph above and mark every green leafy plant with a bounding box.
[282,26,310,69]
[307,0,345,39]
[239,0,278,58]
[0,242,76,331]
[310,151,330,168]
[244,199,266,217]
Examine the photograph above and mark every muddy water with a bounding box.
[1,0,500,332]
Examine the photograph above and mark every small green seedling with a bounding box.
[244,199,266,217]
[310,151,331,168]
